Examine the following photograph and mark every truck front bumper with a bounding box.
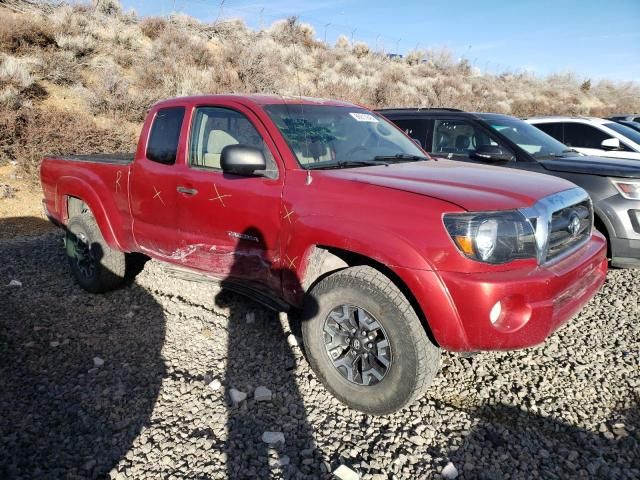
[400,233,608,352]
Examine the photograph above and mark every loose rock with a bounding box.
[254,386,272,402]
[261,431,285,445]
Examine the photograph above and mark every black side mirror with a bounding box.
[470,144,515,163]
[221,145,266,176]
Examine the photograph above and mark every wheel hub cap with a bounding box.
[323,304,392,386]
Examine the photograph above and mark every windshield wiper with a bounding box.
[307,160,387,170]
[374,153,428,162]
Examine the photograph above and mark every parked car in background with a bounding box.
[608,119,640,134]
[40,95,608,415]
[378,108,640,267]
[608,114,640,123]
[526,117,640,161]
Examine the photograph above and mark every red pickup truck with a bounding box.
[41,95,608,414]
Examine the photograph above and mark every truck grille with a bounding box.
[520,188,593,265]
[546,200,592,262]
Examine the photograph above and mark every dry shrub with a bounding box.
[55,33,97,58]
[0,12,55,53]
[140,17,167,40]
[352,42,370,59]
[0,55,35,90]
[0,105,136,179]
[84,66,152,121]
[37,50,80,85]
[92,0,122,16]
[153,28,216,67]
[269,17,317,48]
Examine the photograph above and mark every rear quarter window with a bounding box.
[146,107,186,165]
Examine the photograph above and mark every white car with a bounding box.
[526,117,640,161]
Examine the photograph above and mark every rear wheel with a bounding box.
[302,266,440,415]
[65,214,126,293]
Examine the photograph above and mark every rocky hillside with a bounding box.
[1,0,639,181]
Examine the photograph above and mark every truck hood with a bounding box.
[324,159,575,211]
[538,155,640,179]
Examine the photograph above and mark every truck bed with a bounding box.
[46,153,134,165]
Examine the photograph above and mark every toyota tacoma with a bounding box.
[41,95,607,414]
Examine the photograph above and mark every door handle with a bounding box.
[177,186,198,196]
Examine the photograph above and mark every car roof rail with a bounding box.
[376,107,465,112]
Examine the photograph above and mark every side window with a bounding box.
[391,118,432,148]
[189,107,277,175]
[429,119,497,158]
[533,122,563,142]
[563,123,612,149]
[146,107,185,165]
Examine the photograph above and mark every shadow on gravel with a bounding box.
[0,216,57,240]
[0,231,164,479]
[432,400,640,479]
[215,227,320,478]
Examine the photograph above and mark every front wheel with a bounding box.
[301,266,440,415]
[65,214,126,293]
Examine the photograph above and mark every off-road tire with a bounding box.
[302,265,440,415]
[65,214,126,293]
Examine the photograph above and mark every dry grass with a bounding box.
[0,0,639,182]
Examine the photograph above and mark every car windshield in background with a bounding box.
[620,121,640,133]
[264,104,428,169]
[479,114,573,159]
[605,121,640,144]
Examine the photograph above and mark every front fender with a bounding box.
[281,213,435,304]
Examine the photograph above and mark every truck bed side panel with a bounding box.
[41,157,135,251]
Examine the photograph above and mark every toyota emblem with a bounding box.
[568,213,581,237]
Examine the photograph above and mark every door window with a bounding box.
[391,118,432,149]
[146,107,185,165]
[189,107,277,176]
[532,122,563,142]
[430,119,497,158]
[562,123,612,148]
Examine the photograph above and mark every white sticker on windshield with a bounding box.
[349,112,379,123]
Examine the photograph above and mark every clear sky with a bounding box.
[120,0,640,82]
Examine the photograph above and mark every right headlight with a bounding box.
[612,180,640,200]
[443,210,537,264]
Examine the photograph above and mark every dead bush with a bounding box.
[0,55,35,90]
[0,105,136,180]
[92,0,122,16]
[84,66,151,121]
[140,17,167,40]
[55,33,97,58]
[269,17,317,49]
[37,50,80,85]
[0,13,55,53]
[352,42,370,59]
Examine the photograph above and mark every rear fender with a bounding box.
[56,176,124,250]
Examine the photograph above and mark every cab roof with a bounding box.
[152,94,362,110]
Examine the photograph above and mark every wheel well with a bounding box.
[306,246,439,347]
[66,196,90,220]
[593,214,611,258]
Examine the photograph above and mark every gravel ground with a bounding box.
[1,232,638,479]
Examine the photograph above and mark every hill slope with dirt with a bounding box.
[1,0,640,185]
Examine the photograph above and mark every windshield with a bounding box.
[479,114,573,158]
[264,104,427,169]
[605,121,640,145]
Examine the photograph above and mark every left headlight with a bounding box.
[443,210,537,264]
[612,180,640,200]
